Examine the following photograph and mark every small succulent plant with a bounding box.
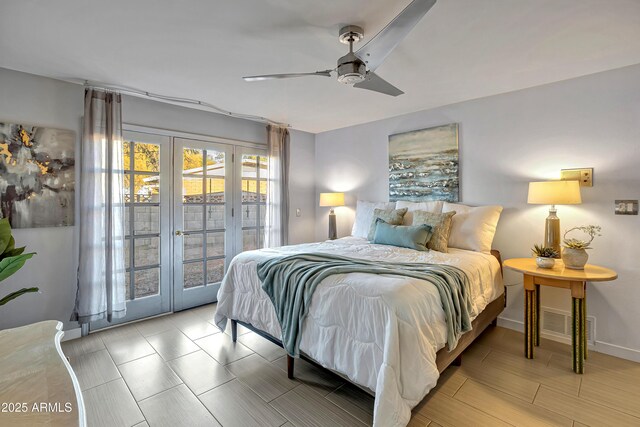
[532,244,559,258]
[563,225,602,250]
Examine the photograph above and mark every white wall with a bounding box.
[315,64,640,360]
[0,67,316,331]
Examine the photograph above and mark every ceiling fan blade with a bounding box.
[355,0,436,72]
[243,70,332,82]
[353,72,404,96]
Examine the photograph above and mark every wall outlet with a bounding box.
[560,168,593,187]
[296,208,301,217]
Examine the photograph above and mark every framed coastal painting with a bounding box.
[389,123,459,202]
[0,122,75,228]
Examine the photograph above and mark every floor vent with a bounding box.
[541,307,595,344]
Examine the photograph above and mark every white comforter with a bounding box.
[214,237,503,426]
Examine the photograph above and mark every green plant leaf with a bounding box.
[0,219,11,255]
[0,253,35,282]
[2,246,25,258]
[0,287,39,306]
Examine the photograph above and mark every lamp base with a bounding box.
[544,206,561,258]
[328,209,337,240]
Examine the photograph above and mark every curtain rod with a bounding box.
[82,80,290,128]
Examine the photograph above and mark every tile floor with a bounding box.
[62,304,640,427]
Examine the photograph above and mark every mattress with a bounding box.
[214,236,503,427]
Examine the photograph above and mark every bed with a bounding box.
[214,235,504,427]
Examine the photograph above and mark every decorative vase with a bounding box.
[562,248,589,270]
[535,256,555,269]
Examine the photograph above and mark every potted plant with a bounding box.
[0,218,38,307]
[562,225,601,270]
[532,244,558,269]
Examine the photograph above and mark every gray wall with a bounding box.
[0,67,316,331]
[315,64,640,360]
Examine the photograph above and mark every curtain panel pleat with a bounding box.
[265,125,290,248]
[71,89,127,324]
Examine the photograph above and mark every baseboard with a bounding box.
[497,315,640,363]
[62,327,81,341]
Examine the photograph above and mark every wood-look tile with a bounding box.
[61,333,105,358]
[482,327,554,364]
[195,332,253,365]
[222,319,251,337]
[237,332,286,362]
[69,349,120,391]
[414,391,511,427]
[199,379,286,427]
[226,353,297,402]
[82,378,144,427]
[457,356,540,402]
[132,422,149,427]
[407,413,431,427]
[272,355,345,396]
[170,311,220,340]
[534,385,640,427]
[94,324,140,345]
[579,374,640,418]
[134,316,177,337]
[483,349,581,395]
[431,366,467,397]
[549,353,640,394]
[168,350,235,396]
[104,333,156,365]
[146,329,200,361]
[270,384,366,427]
[189,303,217,321]
[119,353,182,401]
[325,382,374,425]
[455,379,571,427]
[139,384,220,427]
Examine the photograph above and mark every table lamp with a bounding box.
[319,192,345,240]
[527,180,581,256]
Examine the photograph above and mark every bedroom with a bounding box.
[0,0,639,426]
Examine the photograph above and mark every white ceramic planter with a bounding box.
[535,257,555,269]
[562,248,589,270]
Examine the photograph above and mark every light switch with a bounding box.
[296,208,301,217]
[561,168,593,187]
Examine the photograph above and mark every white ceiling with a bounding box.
[1,0,640,133]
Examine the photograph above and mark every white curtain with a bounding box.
[72,88,127,323]
[265,125,290,248]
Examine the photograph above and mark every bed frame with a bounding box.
[230,249,506,387]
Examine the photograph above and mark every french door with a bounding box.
[91,131,267,329]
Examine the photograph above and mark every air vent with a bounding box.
[540,307,595,344]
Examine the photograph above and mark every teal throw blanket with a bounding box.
[257,253,473,357]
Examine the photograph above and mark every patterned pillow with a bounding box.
[367,208,408,241]
[412,210,456,253]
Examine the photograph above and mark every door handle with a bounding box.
[175,230,183,236]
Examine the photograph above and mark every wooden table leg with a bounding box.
[570,281,586,374]
[583,296,588,360]
[523,275,536,359]
[535,284,540,347]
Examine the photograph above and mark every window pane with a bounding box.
[184,233,204,261]
[124,206,130,236]
[124,238,130,269]
[260,206,265,228]
[133,174,160,203]
[184,262,204,289]
[133,206,159,235]
[125,272,131,301]
[241,155,257,178]
[206,232,224,257]
[183,205,204,231]
[134,237,160,267]
[243,229,257,252]
[259,180,267,203]
[205,150,224,175]
[182,176,203,203]
[135,268,159,298]
[205,177,225,203]
[241,180,258,202]
[206,205,225,230]
[183,148,203,172]
[123,141,131,171]
[123,174,132,203]
[133,142,160,172]
[242,204,257,228]
[207,259,224,285]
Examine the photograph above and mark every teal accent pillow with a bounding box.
[372,219,434,251]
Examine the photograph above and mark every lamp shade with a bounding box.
[319,192,345,207]
[527,181,582,205]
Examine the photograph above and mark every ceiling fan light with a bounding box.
[337,73,365,84]
[337,53,366,84]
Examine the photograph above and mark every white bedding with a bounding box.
[214,237,503,427]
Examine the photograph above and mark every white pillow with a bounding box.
[352,200,395,239]
[442,202,503,253]
[395,200,444,225]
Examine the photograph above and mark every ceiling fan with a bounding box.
[243,0,437,97]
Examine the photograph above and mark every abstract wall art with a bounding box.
[389,123,459,202]
[0,123,75,228]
